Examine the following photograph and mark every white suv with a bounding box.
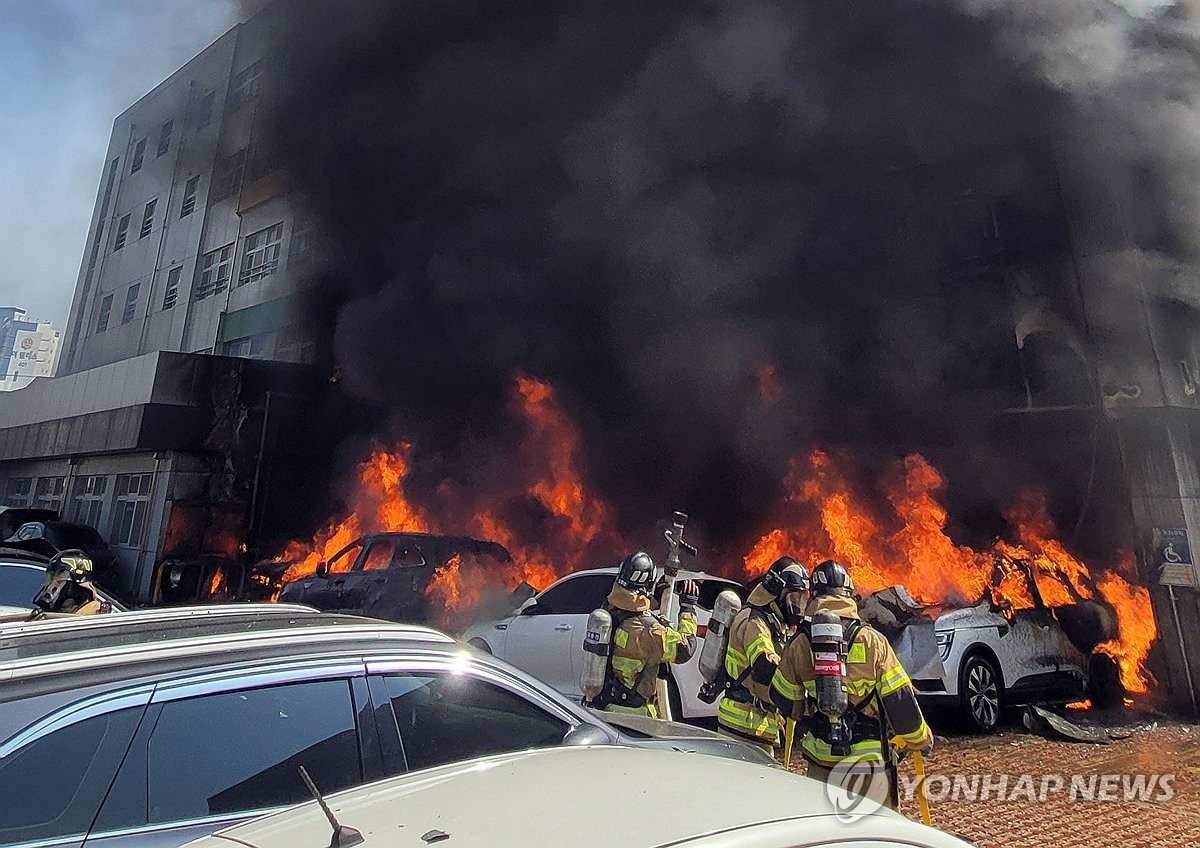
[460,568,741,720]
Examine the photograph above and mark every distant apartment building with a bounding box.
[60,7,314,377]
[0,308,60,391]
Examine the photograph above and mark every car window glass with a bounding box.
[0,565,45,608]
[145,680,360,823]
[361,540,396,571]
[392,542,425,568]
[698,580,739,611]
[384,673,568,772]
[327,542,362,574]
[534,575,611,615]
[0,707,142,846]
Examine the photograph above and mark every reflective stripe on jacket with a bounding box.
[771,595,932,765]
[719,594,785,743]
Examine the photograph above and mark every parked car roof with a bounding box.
[194,746,971,848]
[0,617,455,704]
[0,603,323,652]
[0,547,50,564]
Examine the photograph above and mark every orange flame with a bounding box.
[744,449,1157,692]
[275,377,620,619]
[274,379,1157,693]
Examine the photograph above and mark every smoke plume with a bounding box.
[253,0,1200,566]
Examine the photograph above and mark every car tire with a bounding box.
[959,652,1003,733]
[467,637,492,654]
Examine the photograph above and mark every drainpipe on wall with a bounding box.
[132,451,165,603]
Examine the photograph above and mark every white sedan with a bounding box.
[460,567,740,720]
[183,746,974,848]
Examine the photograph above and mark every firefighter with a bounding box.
[590,551,699,717]
[772,559,931,809]
[31,550,107,615]
[718,556,810,753]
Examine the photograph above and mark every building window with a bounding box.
[4,477,33,507]
[163,266,182,310]
[130,138,147,174]
[122,284,140,324]
[95,294,114,333]
[195,244,234,300]
[111,473,153,548]
[34,477,66,513]
[238,222,284,286]
[156,120,173,157]
[221,332,270,359]
[180,176,200,218]
[71,476,108,527]
[195,90,216,129]
[113,214,131,251]
[210,150,245,203]
[229,61,266,110]
[139,199,157,239]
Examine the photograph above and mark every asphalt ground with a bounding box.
[785,707,1200,848]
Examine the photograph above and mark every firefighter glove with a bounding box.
[677,580,700,612]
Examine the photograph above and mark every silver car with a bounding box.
[0,607,771,848]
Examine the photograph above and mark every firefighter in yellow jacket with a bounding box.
[595,551,699,717]
[772,560,931,808]
[718,556,810,752]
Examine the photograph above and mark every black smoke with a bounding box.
[253,0,1200,566]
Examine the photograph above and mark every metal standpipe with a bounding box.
[1167,585,1199,721]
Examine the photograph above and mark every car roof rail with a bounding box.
[0,603,322,639]
[0,622,456,682]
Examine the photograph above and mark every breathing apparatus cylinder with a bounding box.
[810,608,852,756]
[698,590,743,683]
[580,607,613,702]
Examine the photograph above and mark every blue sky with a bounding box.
[0,0,238,330]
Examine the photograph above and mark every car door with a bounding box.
[284,540,363,610]
[346,538,433,622]
[502,573,613,697]
[369,666,573,773]
[82,672,370,848]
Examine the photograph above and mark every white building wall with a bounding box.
[62,10,308,376]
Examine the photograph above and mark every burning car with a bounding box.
[276,531,514,622]
[862,558,1120,732]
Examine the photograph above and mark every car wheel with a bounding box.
[959,653,1003,732]
[467,637,492,654]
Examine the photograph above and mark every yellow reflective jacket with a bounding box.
[605,585,698,717]
[771,595,931,765]
[719,584,787,744]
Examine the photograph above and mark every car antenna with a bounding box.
[298,766,364,848]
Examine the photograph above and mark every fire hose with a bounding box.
[892,736,932,825]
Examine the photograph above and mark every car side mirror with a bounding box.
[16,523,44,541]
[562,724,611,747]
[315,561,329,578]
[519,600,541,616]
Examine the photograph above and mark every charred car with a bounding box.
[862,558,1119,732]
[3,521,122,596]
[276,532,513,622]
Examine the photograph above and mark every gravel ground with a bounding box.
[786,707,1200,848]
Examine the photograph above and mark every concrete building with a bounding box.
[0,7,322,603]
[60,7,314,377]
[0,308,60,391]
